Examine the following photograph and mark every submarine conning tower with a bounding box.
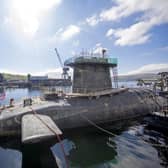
[64,51,118,93]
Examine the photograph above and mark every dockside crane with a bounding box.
[55,48,70,79]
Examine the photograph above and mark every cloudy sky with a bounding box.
[0,0,168,75]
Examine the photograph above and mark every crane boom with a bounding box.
[54,48,70,79]
[55,48,63,68]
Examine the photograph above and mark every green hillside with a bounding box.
[118,73,159,82]
[2,73,27,81]
[1,72,160,82]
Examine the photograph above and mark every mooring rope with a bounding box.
[80,115,117,137]
[80,114,168,149]
[29,107,69,168]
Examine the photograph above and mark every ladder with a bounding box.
[112,67,118,88]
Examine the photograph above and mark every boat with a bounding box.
[0,51,164,143]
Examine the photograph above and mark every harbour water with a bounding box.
[0,87,168,168]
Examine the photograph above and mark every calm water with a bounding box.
[0,88,168,168]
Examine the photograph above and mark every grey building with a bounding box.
[27,75,71,87]
[0,73,4,83]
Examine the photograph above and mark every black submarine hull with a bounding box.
[52,88,161,130]
[0,88,163,137]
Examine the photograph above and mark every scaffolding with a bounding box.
[64,55,117,67]
[112,67,118,88]
[64,52,118,92]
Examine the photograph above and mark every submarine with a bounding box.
[0,51,164,144]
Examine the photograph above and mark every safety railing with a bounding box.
[64,55,117,66]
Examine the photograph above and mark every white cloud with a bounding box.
[124,64,168,75]
[100,0,168,46]
[106,28,115,37]
[48,27,63,43]
[61,25,80,41]
[48,25,80,43]
[86,15,100,26]
[31,68,62,77]
[71,51,76,56]
[92,43,107,55]
[93,44,103,54]
[113,21,152,46]
[100,0,168,22]
[5,0,62,36]
[72,40,80,47]
[47,67,73,78]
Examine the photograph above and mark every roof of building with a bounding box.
[29,76,48,80]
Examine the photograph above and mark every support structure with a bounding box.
[112,67,118,88]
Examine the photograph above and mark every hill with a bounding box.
[118,73,159,82]
[2,73,27,81]
[0,72,161,82]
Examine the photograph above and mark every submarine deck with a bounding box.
[0,99,70,120]
[0,88,155,121]
[0,88,128,120]
[66,88,128,97]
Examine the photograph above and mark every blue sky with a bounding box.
[0,0,168,76]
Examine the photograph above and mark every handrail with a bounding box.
[64,56,117,66]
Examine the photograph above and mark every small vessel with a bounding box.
[146,83,168,135]
[0,50,164,143]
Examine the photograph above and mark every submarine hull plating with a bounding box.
[0,88,163,137]
[51,88,161,130]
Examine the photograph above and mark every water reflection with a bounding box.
[0,147,22,168]
[0,137,22,168]
[0,137,59,168]
[0,86,71,106]
[0,88,42,106]
[0,121,168,168]
[51,139,75,168]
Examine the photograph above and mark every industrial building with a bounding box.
[27,75,71,87]
[0,73,4,83]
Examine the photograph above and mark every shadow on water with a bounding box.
[22,143,58,168]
